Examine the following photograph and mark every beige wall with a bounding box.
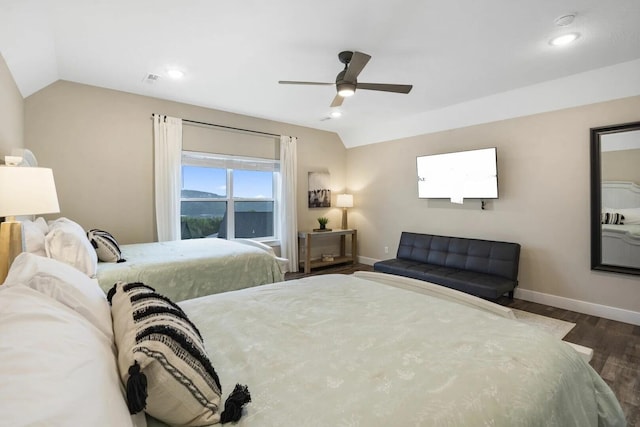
[24,80,347,244]
[602,149,640,184]
[347,96,640,313]
[20,77,640,316]
[0,53,24,155]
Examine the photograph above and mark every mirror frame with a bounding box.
[590,120,640,275]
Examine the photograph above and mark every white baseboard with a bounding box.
[515,288,640,326]
[357,257,640,326]
[357,256,377,266]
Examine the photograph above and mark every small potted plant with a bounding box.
[317,217,329,230]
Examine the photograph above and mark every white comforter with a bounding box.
[147,273,625,427]
[96,238,284,302]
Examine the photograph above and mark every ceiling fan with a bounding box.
[279,51,413,107]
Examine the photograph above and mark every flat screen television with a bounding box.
[417,147,498,200]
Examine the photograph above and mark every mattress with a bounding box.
[145,273,625,426]
[96,238,284,301]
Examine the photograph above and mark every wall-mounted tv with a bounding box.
[417,147,498,200]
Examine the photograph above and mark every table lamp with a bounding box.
[0,166,60,283]
[336,194,353,230]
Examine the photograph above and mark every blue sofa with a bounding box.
[373,232,521,299]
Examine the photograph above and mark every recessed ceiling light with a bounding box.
[167,69,185,79]
[330,110,342,118]
[549,33,580,46]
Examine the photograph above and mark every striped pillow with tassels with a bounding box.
[87,229,126,263]
[108,282,250,426]
[601,213,625,225]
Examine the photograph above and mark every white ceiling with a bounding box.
[1,0,640,148]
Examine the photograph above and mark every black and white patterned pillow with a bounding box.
[108,282,250,426]
[601,213,625,225]
[87,229,125,263]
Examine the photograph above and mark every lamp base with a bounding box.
[341,208,348,230]
[0,220,23,284]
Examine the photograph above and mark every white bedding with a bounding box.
[145,273,625,427]
[96,238,284,301]
[602,223,640,238]
[602,224,640,268]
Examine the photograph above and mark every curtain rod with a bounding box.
[181,118,292,139]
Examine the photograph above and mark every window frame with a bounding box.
[181,151,280,242]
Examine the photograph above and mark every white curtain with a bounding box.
[153,115,183,241]
[279,135,298,272]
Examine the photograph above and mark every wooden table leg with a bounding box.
[305,234,312,274]
[351,230,357,265]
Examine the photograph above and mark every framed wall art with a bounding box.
[308,171,331,208]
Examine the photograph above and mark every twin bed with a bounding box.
[96,238,286,302]
[0,252,626,426]
[22,215,286,302]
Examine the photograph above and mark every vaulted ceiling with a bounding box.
[1,0,639,147]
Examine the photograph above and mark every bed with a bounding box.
[21,216,285,302]
[0,253,626,427]
[96,238,286,301]
[601,181,640,269]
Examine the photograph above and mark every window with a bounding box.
[180,151,279,241]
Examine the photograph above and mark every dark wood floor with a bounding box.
[286,263,640,426]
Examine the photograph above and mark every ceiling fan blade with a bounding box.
[357,83,413,94]
[330,95,344,107]
[343,51,371,82]
[278,81,333,86]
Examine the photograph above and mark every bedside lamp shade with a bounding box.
[0,167,60,217]
[336,194,353,229]
[0,166,60,283]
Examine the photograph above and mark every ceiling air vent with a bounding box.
[143,73,160,83]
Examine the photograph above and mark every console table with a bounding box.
[298,229,357,273]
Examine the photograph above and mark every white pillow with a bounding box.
[616,208,640,225]
[21,220,47,256]
[34,216,49,234]
[0,285,138,427]
[4,252,113,340]
[45,217,98,276]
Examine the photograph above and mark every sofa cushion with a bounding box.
[374,258,516,299]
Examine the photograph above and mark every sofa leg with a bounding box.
[508,291,514,299]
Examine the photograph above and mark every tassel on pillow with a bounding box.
[126,361,148,414]
[220,384,252,424]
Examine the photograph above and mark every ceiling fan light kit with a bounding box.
[337,82,356,97]
[279,50,413,107]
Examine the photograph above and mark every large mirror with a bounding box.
[591,121,640,275]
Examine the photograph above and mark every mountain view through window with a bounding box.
[180,162,276,240]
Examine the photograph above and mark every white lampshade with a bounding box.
[0,167,60,217]
[336,194,354,208]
